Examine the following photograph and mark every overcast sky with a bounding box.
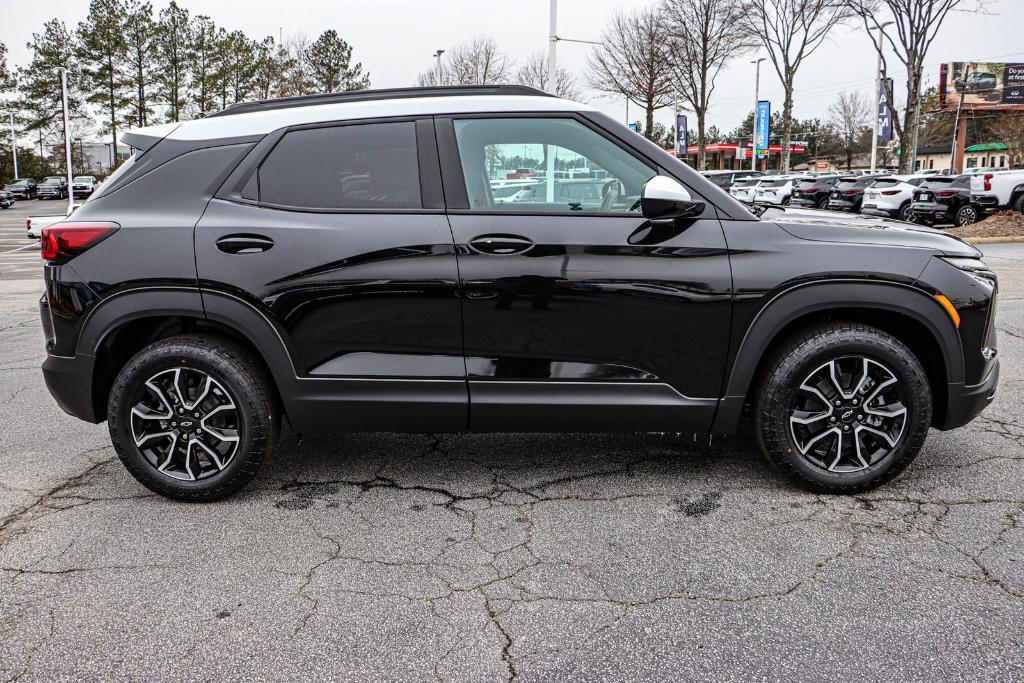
[3,0,1023,140]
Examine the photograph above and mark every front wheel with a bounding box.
[107,335,278,502]
[755,322,931,493]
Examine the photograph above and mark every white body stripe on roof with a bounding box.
[127,95,594,142]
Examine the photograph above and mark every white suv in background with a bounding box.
[729,177,763,204]
[753,176,796,206]
[860,175,932,221]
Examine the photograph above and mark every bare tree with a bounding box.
[415,37,512,87]
[828,90,872,169]
[662,0,752,169]
[738,0,851,171]
[844,0,979,173]
[278,32,313,97]
[514,52,581,100]
[587,5,675,139]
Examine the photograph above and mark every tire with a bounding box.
[754,322,931,494]
[815,196,829,210]
[897,202,912,222]
[956,204,979,226]
[107,335,278,502]
[1012,193,1024,213]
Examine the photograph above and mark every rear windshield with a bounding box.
[734,178,760,188]
[760,179,790,188]
[870,178,902,188]
[921,177,956,188]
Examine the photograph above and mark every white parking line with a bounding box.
[0,243,38,254]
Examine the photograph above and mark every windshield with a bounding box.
[73,176,93,183]
[41,178,63,185]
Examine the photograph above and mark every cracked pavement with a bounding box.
[1,244,1023,681]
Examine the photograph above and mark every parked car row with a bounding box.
[0,175,101,206]
[704,169,992,227]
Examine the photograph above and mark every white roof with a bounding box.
[129,95,594,143]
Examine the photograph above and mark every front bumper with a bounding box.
[942,359,999,430]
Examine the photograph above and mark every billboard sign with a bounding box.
[628,122,639,133]
[676,114,687,156]
[755,101,770,152]
[878,77,893,142]
[939,62,1024,108]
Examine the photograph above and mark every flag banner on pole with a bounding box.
[755,101,770,153]
[676,114,687,156]
[878,78,894,142]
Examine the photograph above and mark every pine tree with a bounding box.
[190,16,221,117]
[304,30,370,93]
[123,0,158,127]
[155,1,192,122]
[77,0,129,167]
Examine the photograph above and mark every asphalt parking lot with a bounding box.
[0,202,42,280]
[0,228,1022,679]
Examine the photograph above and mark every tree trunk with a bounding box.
[898,67,921,174]
[696,109,707,171]
[108,56,118,169]
[781,80,794,173]
[644,100,655,140]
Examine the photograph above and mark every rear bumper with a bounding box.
[941,359,999,430]
[42,352,100,423]
[860,205,899,218]
[827,199,859,211]
[973,194,1001,215]
[910,201,951,219]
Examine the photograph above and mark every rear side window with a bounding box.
[258,122,421,209]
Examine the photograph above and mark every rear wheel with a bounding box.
[956,204,979,226]
[897,201,913,222]
[108,335,278,502]
[815,196,829,209]
[755,322,931,493]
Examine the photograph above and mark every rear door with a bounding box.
[437,114,732,432]
[196,117,467,431]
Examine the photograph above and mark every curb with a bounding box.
[962,236,1024,244]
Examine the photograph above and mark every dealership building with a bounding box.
[675,142,807,171]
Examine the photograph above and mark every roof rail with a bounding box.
[207,85,553,118]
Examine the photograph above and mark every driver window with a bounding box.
[452,117,656,214]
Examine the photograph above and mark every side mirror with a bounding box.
[641,175,705,220]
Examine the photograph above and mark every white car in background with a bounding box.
[860,175,932,221]
[27,204,81,238]
[753,176,796,206]
[729,177,763,203]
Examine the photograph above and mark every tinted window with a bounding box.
[453,117,656,213]
[259,122,421,209]
[870,178,901,188]
[761,179,790,188]
[834,179,860,190]
[708,175,733,188]
[922,177,956,188]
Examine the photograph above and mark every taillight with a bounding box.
[842,189,860,196]
[984,173,993,192]
[934,190,958,198]
[881,190,901,196]
[41,223,119,264]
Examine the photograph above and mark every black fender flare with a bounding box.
[712,280,964,432]
[76,286,300,409]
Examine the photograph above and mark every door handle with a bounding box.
[216,234,275,254]
[468,234,534,255]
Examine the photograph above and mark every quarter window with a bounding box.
[452,118,656,213]
[258,122,421,210]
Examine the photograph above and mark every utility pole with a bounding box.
[869,21,894,174]
[547,0,558,92]
[8,113,17,179]
[751,58,765,172]
[433,49,445,85]
[58,67,74,215]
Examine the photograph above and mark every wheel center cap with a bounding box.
[179,419,194,429]
[839,408,857,423]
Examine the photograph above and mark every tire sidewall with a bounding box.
[957,204,978,226]
[109,342,264,497]
[762,335,931,490]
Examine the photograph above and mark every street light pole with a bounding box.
[58,67,74,216]
[869,21,894,174]
[9,113,17,179]
[751,58,765,172]
[433,49,445,85]
[547,0,558,92]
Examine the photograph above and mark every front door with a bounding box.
[438,115,733,432]
[195,118,466,431]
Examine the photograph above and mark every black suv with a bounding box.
[909,175,977,226]
[827,175,885,212]
[790,175,840,209]
[38,86,999,501]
